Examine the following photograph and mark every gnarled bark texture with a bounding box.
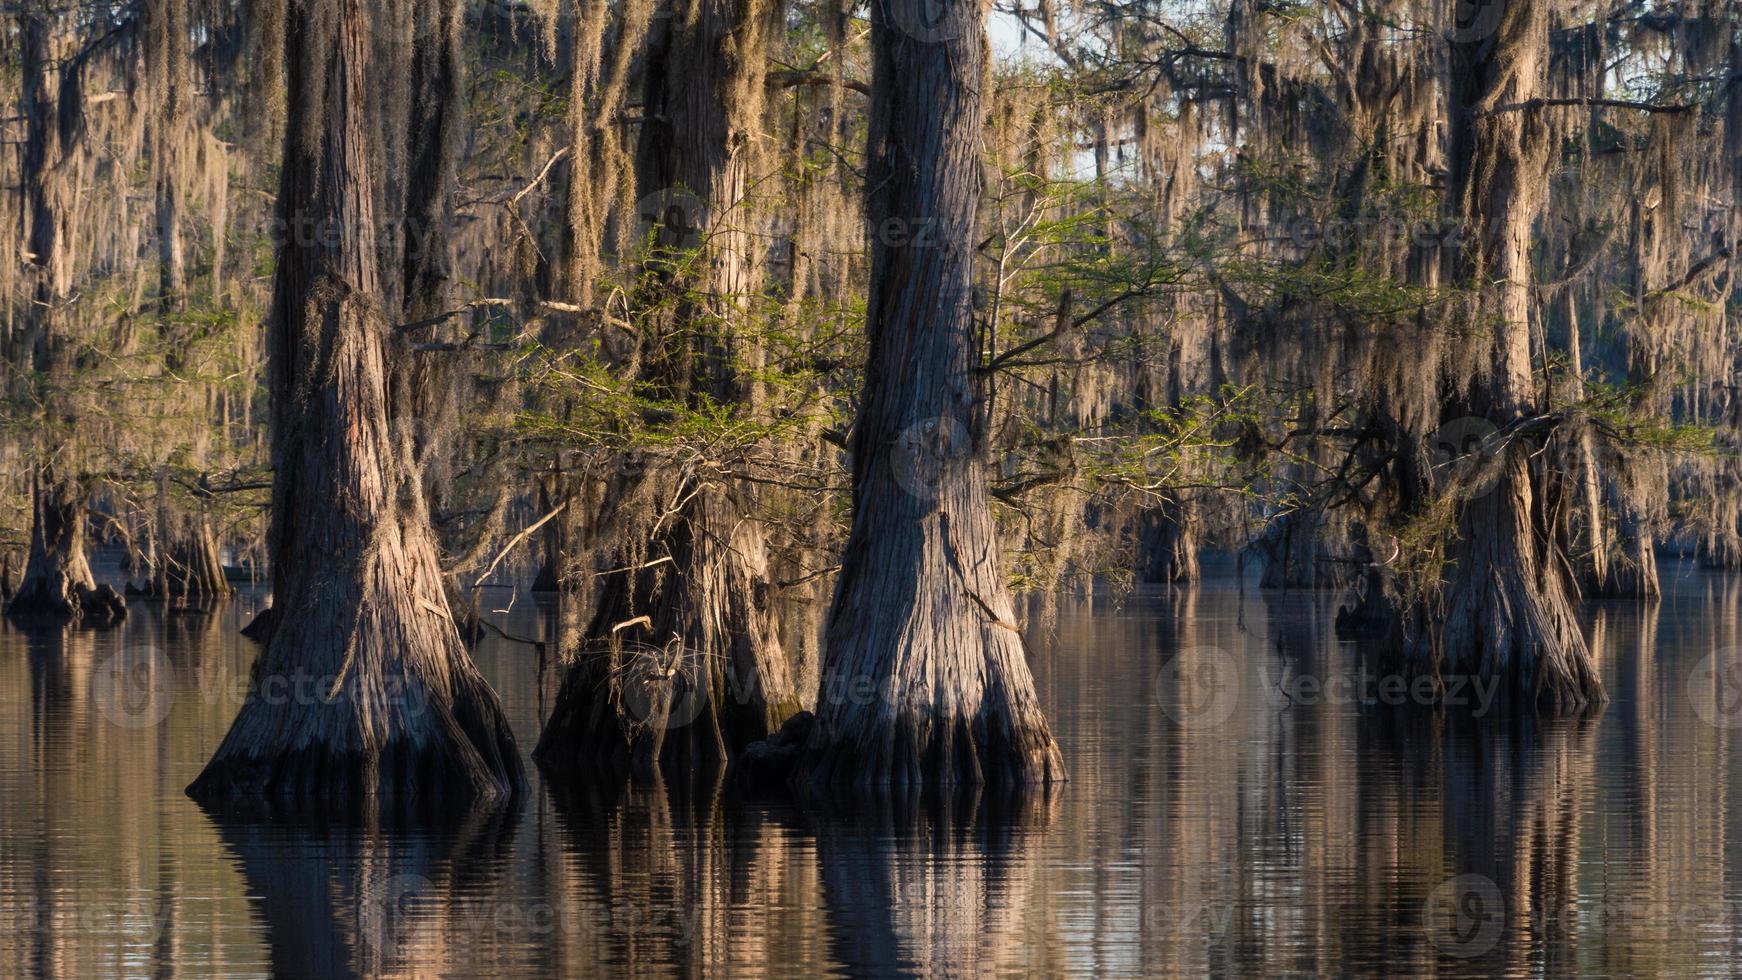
[137,513,233,601]
[535,0,801,782]
[1423,0,1601,712]
[535,471,801,780]
[188,0,522,807]
[793,0,1065,791]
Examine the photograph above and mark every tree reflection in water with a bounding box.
[6,585,1742,975]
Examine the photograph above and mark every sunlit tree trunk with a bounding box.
[535,0,801,781]
[1427,0,1601,711]
[794,0,1065,790]
[188,0,523,807]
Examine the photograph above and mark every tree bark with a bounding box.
[793,0,1066,790]
[7,466,124,624]
[1426,0,1602,712]
[1258,507,1349,590]
[5,8,121,625]
[133,475,233,602]
[188,0,523,808]
[535,471,802,779]
[0,550,17,602]
[150,0,189,312]
[1140,498,1200,584]
[1590,499,1659,600]
[535,0,801,782]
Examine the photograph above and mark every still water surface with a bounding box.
[4,565,1742,977]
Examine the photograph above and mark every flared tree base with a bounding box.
[794,703,1066,795]
[239,605,279,642]
[1138,501,1200,584]
[187,668,523,810]
[129,521,235,603]
[190,536,525,811]
[533,479,801,784]
[5,576,126,626]
[1398,457,1605,715]
[1586,529,1661,601]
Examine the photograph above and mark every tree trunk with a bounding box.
[150,0,189,312]
[0,550,17,602]
[1427,0,1601,712]
[7,466,124,624]
[1259,506,1355,591]
[6,11,120,626]
[793,0,1065,790]
[534,471,801,779]
[535,0,801,782]
[21,475,92,600]
[188,0,522,808]
[1139,498,1200,584]
[530,476,566,593]
[136,504,233,602]
[1591,502,1660,600]
[1557,292,1613,596]
[156,173,185,310]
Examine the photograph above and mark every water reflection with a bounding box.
[5,574,1742,975]
[546,773,816,976]
[807,790,1059,978]
[204,806,519,978]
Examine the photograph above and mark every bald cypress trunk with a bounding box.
[6,8,122,625]
[1425,0,1601,712]
[535,477,802,778]
[1139,499,1200,584]
[10,467,105,622]
[135,471,232,601]
[793,0,1065,791]
[152,515,231,601]
[150,0,188,312]
[188,0,522,807]
[535,0,801,782]
[1594,510,1659,600]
